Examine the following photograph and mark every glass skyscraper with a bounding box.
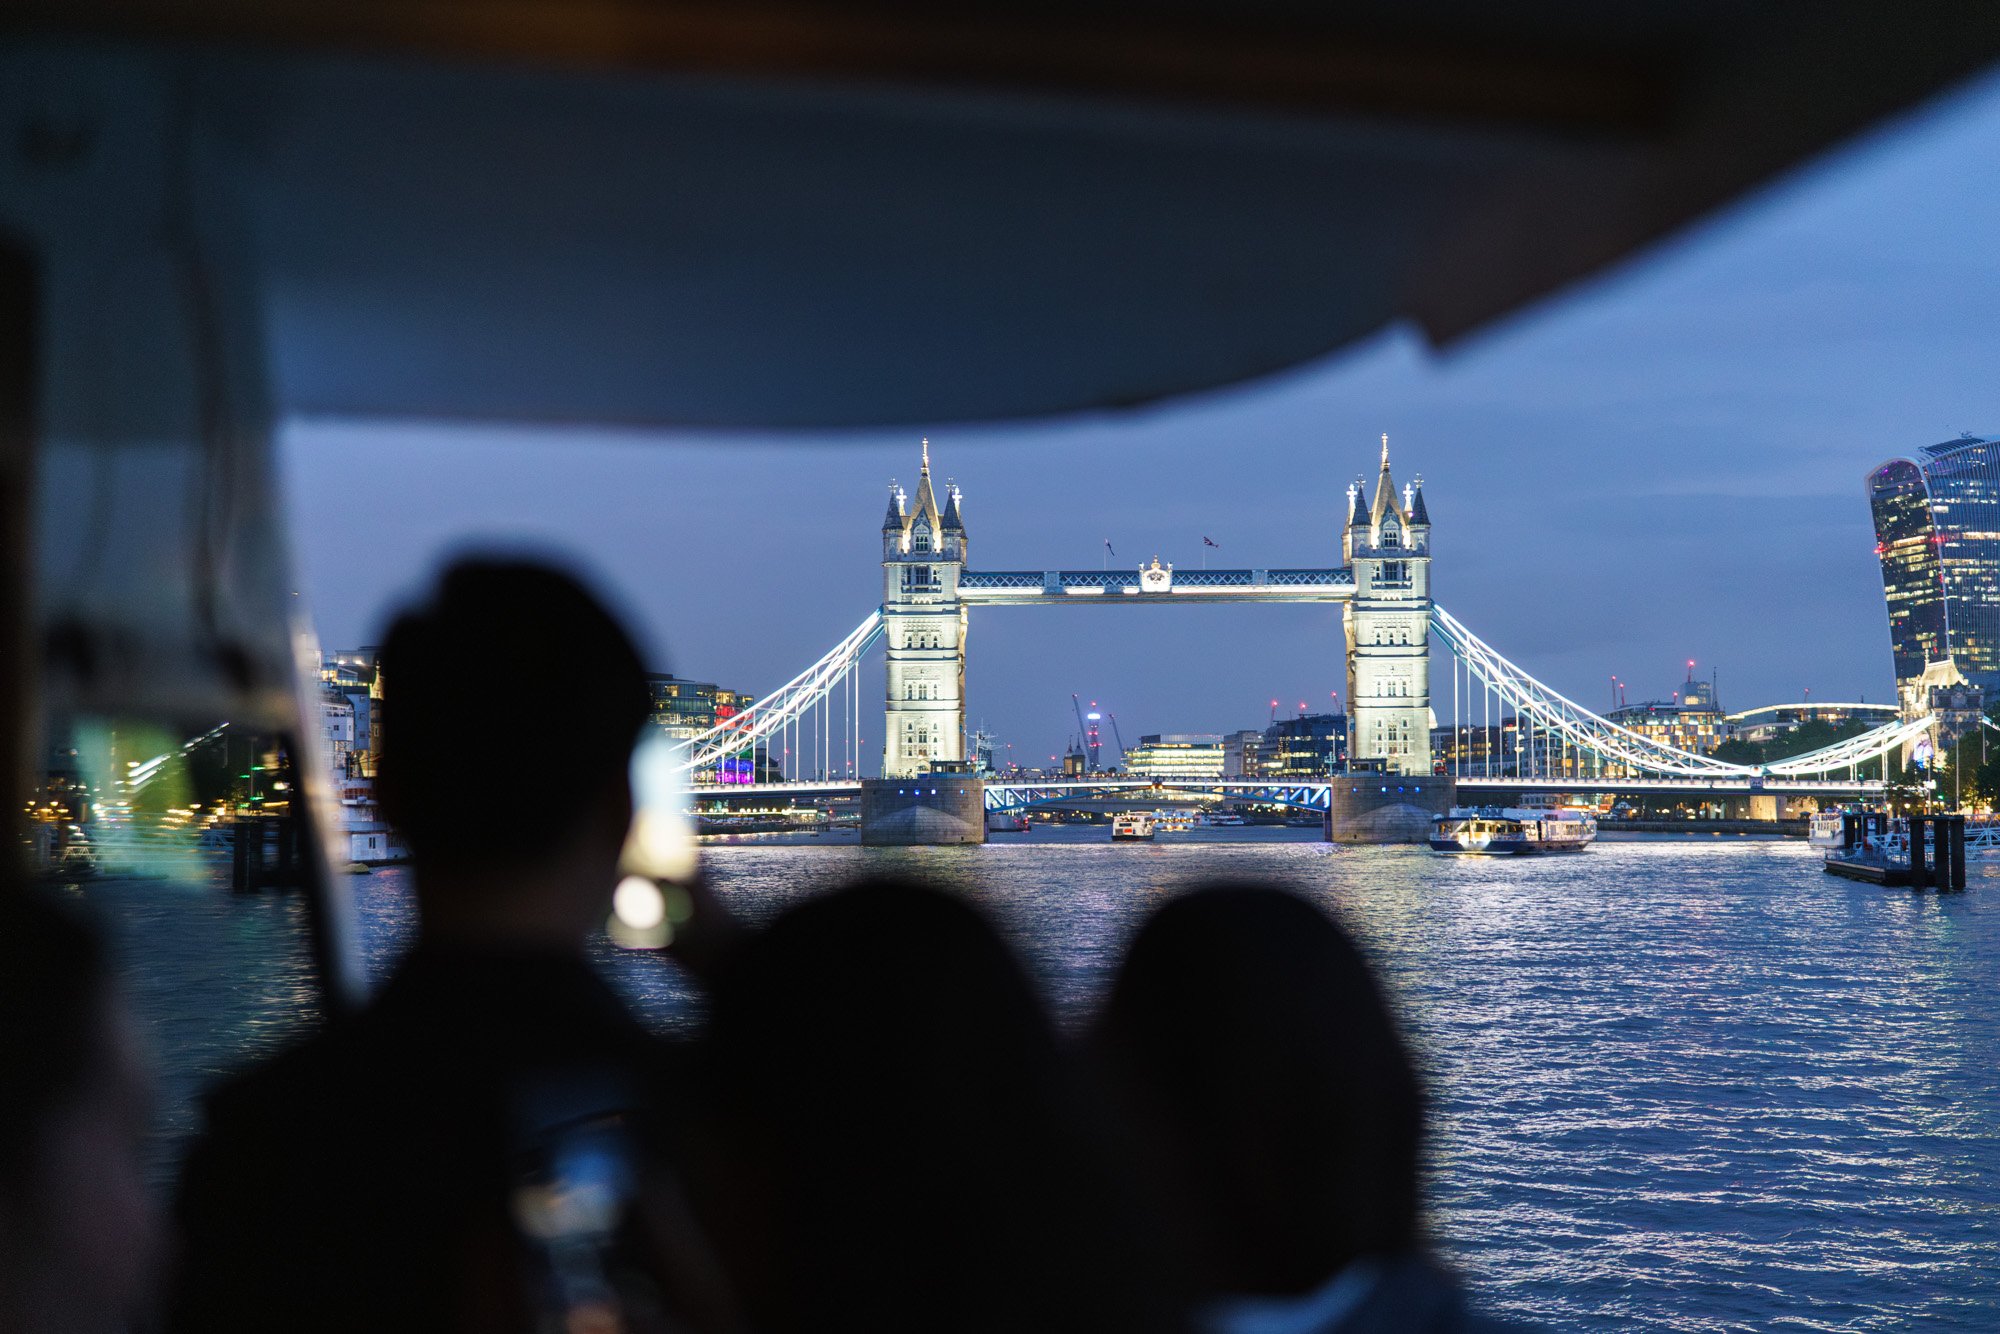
[1867,434,2000,712]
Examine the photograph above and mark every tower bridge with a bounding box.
[675,438,1923,842]
[876,434,1435,781]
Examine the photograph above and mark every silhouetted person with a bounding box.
[1095,885,1523,1333]
[0,887,159,1334]
[691,878,1187,1334]
[168,558,695,1334]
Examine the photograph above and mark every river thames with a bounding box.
[97,830,1999,1332]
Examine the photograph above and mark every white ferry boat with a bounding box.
[1807,811,1845,850]
[1429,807,1596,855]
[1202,811,1247,827]
[1809,809,1888,850]
[1111,811,1157,841]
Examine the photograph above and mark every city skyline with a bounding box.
[285,69,2000,767]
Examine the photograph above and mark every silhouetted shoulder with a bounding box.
[1209,1255,1536,1334]
[1337,1256,1536,1334]
[168,948,674,1334]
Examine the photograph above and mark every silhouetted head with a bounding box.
[378,558,650,937]
[696,878,1179,1332]
[0,889,157,1333]
[1095,884,1425,1298]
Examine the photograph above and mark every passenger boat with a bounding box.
[1429,807,1596,854]
[1111,811,1157,841]
[1809,809,1879,850]
[1156,811,1196,833]
[1202,811,1246,827]
[985,810,1030,833]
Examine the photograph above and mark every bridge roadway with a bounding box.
[703,774,1884,814]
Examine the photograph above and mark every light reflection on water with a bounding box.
[101,829,2000,1332]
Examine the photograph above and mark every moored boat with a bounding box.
[1429,807,1596,854]
[1809,808,1887,850]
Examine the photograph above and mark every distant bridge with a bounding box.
[700,772,1885,812]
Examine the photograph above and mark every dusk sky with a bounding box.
[285,69,2000,770]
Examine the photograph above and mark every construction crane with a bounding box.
[1106,712,1129,767]
[1070,694,1101,772]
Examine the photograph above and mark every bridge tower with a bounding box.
[1343,435,1433,776]
[880,439,968,777]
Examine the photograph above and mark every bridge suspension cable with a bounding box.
[1761,714,1934,776]
[674,612,884,779]
[1430,604,1924,782]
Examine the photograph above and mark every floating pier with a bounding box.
[1823,812,1967,891]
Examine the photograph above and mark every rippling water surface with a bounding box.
[96,830,2000,1331]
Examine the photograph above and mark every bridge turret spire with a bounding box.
[1408,475,1430,528]
[908,438,943,534]
[1342,475,1368,564]
[1370,435,1404,525]
[882,481,906,532]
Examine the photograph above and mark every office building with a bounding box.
[1221,729,1264,778]
[319,648,382,776]
[644,673,764,782]
[1867,434,2000,717]
[1433,718,1516,775]
[1606,666,1730,755]
[1124,733,1225,779]
[1260,713,1347,778]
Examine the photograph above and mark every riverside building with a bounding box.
[319,649,382,776]
[1221,729,1264,778]
[645,673,764,782]
[1606,668,1730,755]
[1124,733,1225,779]
[1433,718,1517,775]
[1867,433,2000,719]
[1725,701,1899,746]
[1261,712,1347,778]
